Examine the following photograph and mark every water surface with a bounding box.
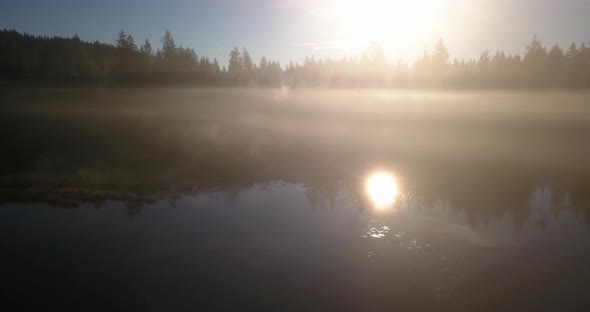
[2,178,589,311]
[2,89,590,311]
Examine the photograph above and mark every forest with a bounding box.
[1,28,590,88]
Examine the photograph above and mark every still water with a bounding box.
[2,89,590,310]
[2,173,589,311]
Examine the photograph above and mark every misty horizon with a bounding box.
[3,1,590,311]
[3,28,590,88]
[1,0,590,64]
[4,27,590,67]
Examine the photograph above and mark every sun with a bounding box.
[366,172,399,209]
[312,0,437,56]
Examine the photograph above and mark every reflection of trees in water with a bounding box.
[223,189,240,207]
[304,184,322,210]
[125,201,143,217]
[93,201,104,211]
[204,187,243,208]
[304,181,338,210]
[558,181,590,225]
[299,164,590,228]
[304,175,385,212]
[3,92,590,227]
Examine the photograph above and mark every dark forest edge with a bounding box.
[1,28,590,88]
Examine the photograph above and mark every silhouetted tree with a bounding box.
[433,38,450,67]
[242,48,253,85]
[228,47,243,84]
[126,35,137,52]
[160,29,177,60]
[367,42,386,65]
[3,29,590,88]
[140,39,153,55]
[113,30,141,80]
[116,30,128,49]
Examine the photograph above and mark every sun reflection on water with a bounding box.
[366,171,399,209]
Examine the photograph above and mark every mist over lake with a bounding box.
[3,0,590,309]
[2,88,590,311]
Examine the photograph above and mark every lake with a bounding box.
[1,88,590,311]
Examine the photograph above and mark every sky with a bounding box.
[1,0,589,65]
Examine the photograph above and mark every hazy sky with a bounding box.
[1,0,589,65]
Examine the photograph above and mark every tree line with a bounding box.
[1,28,590,88]
[0,29,282,86]
[287,37,590,88]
